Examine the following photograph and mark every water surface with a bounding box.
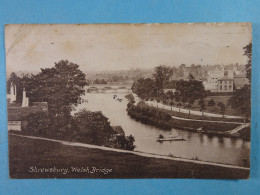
[74,92,250,167]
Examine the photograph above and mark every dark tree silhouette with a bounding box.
[243,42,252,82]
[153,65,175,95]
[24,60,88,118]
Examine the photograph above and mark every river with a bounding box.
[74,91,250,167]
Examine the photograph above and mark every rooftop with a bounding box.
[8,102,48,121]
[219,76,233,80]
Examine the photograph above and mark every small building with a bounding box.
[217,76,234,92]
[234,74,249,89]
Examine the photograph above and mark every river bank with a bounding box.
[125,94,250,140]
[9,134,249,179]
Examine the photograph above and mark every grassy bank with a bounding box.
[128,102,240,131]
[144,94,242,116]
[126,101,250,140]
[148,102,245,123]
[127,103,172,130]
[9,134,249,179]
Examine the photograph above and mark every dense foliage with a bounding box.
[131,78,157,99]
[174,77,207,104]
[22,109,135,150]
[25,60,88,118]
[153,65,174,95]
[72,109,115,145]
[127,103,172,130]
[243,42,252,82]
[229,42,252,120]
[228,84,251,119]
[22,111,50,136]
[94,79,107,84]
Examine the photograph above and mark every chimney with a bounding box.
[10,82,16,103]
[26,97,29,107]
[14,84,17,102]
[22,88,29,107]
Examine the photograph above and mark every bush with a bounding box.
[217,102,226,115]
[125,94,135,104]
[72,109,115,145]
[208,99,216,106]
[115,134,136,150]
[22,111,50,136]
[127,105,172,130]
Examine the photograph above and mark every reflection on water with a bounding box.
[74,92,250,167]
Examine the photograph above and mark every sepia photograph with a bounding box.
[5,23,252,179]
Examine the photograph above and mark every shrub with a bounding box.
[22,111,50,136]
[208,99,216,106]
[115,134,136,151]
[72,109,115,145]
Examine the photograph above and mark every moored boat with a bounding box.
[156,137,187,142]
[156,134,186,142]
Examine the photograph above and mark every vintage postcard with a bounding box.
[5,23,252,179]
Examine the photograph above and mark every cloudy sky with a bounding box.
[5,23,252,73]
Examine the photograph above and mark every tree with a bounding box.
[24,60,88,118]
[94,79,100,84]
[174,78,207,105]
[243,42,252,82]
[228,84,251,120]
[165,80,177,89]
[227,43,252,120]
[188,73,194,80]
[22,111,50,136]
[217,102,226,117]
[116,134,135,151]
[199,99,206,113]
[73,109,115,145]
[99,79,107,84]
[153,65,174,94]
[188,98,195,108]
[208,99,216,106]
[165,90,174,99]
[131,78,157,99]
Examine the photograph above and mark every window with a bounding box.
[224,86,227,90]
[220,86,222,90]
[229,85,231,89]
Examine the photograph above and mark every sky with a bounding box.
[5,23,252,73]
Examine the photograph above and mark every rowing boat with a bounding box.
[156,137,187,142]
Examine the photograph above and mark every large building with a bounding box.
[203,68,224,92]
[7,83,48,131]
[217,76,234,92]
